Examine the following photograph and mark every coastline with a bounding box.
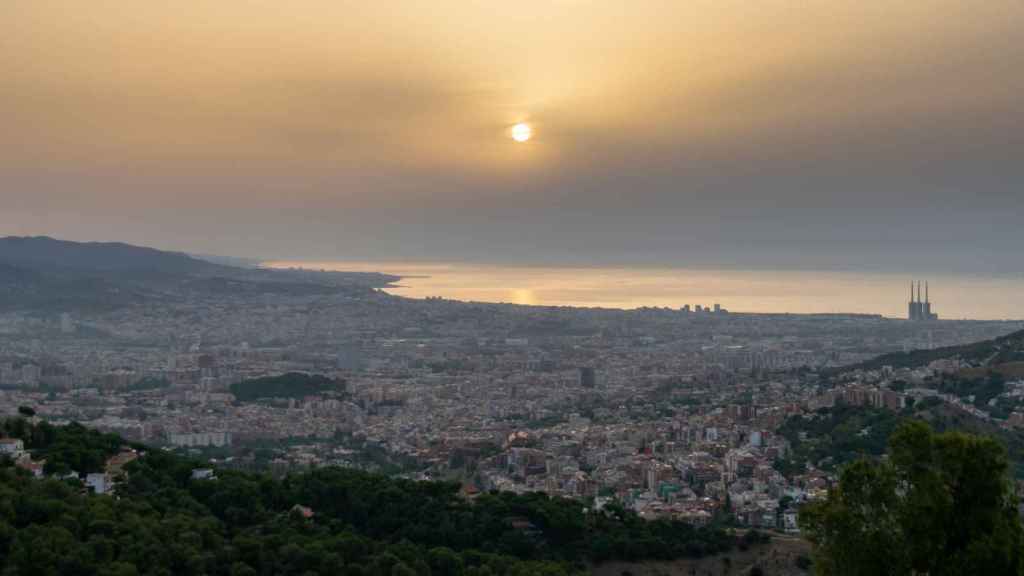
[262,260,1024,321]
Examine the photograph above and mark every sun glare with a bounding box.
[511,123,532,142]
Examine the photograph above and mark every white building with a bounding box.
[85,473,109,495]
[167,431,232,448]
[0,438,25,457]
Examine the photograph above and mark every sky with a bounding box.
[2,1,1023,274]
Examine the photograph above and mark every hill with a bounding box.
[0,259,153,312]
[805,328,1024,479]
[0,236,395,312]
[816,327,1024,426]
[828,328,1024,375]
[0,262,43,292]
[592,535,811,576]
[0,236,225,274]
[0,418,748,576]
[776,397,1024,478]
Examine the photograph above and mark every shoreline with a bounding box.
[261,260,1024,321]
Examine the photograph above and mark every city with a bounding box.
[4,1,1024,573]
[2,253,1021,536]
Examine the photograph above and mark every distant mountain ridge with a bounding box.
[0,236,394,313]
[0,236,224,274]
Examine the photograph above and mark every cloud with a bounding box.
[0,1,1022,272]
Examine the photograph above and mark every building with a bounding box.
[168,432,232,448]
[60,313,75,334]
[85,473,109,494]
[191,468,216,480]
[20,364,41,386]
[0,438,25,457]
[579,366,597,388]
[336,344,365,371]
[908,281,938,321]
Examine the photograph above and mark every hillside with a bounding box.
[777,397,1024,478]
[0,236,225,274]
[0,236,395,312]
[798,328,1024,480]
[0,259,152,312]
[592,535,811,576]
[829,327,1024,375]
[0,262,43,293]
[0,418,751,576]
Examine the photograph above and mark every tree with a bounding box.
[391,563,418,576]
[800,421,1024,575]
[428,547,464,576]
[17,406,36,418]
[98,563,139,576]
[1,419,740,575]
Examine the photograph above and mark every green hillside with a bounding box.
[0,418,742,576]
[776,401,1024,478]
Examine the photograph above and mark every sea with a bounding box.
[264,261,1024,321]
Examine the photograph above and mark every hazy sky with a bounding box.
[3,1,1022,273]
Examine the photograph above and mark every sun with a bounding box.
[511,123,532,142]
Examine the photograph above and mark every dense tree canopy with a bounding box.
[229,373,345,403]
[774,405,904,475]
[0,418,123,475]
[800,421,1024,575]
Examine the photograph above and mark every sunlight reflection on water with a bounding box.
[264,261,1024,320]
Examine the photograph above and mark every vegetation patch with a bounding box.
[230,373,346,403]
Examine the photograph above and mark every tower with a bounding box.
[924,281,932,320]
[907,280,938,321]
[921,278,929,317]
[908,281,917,321]
[908,281,923,321]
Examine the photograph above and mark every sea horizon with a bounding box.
[263,260,1024,321]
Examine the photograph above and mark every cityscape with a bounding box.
[4,1,1024,574]
[2,241,1022,537]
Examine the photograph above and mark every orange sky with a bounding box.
[2,2,1023,270]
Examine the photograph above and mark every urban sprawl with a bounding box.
[2,278,1021,532]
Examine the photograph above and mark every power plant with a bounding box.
[908,281,938,321]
